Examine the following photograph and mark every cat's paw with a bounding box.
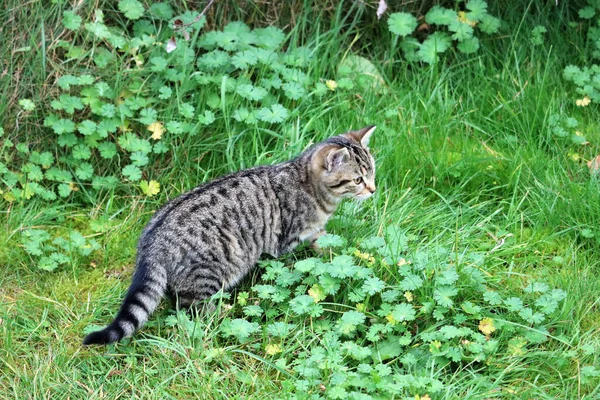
[310,229,327,255]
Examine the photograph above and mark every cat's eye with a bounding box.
[354,177,363,185]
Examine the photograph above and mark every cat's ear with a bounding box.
[325,147,350,172]
[344,125,376,147]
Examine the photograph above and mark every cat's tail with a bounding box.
[83,259,166,345]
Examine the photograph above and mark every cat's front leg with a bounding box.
[308,229,327,255]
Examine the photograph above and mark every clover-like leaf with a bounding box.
[433,285,458,307]
[254,26,286,50]
[220,318,260,342]
[78,120,97,136]
[122,164,142,181]
[425,6,457,26]
[52,119,76,135]
[466,0,488,21]
[387,12,417,37]
[72,144,91,160]
[62,10,82,30]
[75,163,94,181]
[236,84,268,101]
[391,302,416,322]
[119,0,145,20]
[140,180,160,197]
[257,104,289,123]
[282,81,306,100]
[479,14,501,34]
[158,86,172,100]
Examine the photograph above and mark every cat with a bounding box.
[83,125,376,345]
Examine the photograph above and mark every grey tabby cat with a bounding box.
[83,126,376,345]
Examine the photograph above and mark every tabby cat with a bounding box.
[83,126,377,345]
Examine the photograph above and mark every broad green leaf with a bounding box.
[122,164,142,181]
[62,11,82,30]
[119,0,145,20]
[387,12,417,37]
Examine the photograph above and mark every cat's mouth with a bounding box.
[355,193,374,201]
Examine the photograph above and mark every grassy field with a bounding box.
[1,0,600,398]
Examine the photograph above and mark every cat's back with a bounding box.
[137,162,301,259]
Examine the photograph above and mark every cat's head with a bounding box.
[312,126,376,201]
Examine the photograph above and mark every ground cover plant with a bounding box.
[1,0,600,398]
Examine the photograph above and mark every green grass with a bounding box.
[2,0,600,398]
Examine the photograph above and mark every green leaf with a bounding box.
[150,2,174,20]
[483,290,503,305]
[179,103,195,119]
[62,10,82,30]
[425,6,457,26]
[457,36,480,53]
[138,107,158,125]
[119,0,145,20]
[78,120,97,136]
[398,273,423,291]
[504,297,523,312]
[479,14,501,34]
[391,302,416,322]
[198,110,215,125]
[257,104,289,123]
[289,295,320,316]
[52,119,76,135]
[220,318,260,342]
[236,84,268,101]
[130,151,149,167]
[72,144,92,160]
[360,236,386,250]
[85,22,111,39]
[282,81,305,100]
[434,285,458,307]
[39,256,59,271]
[466,0,488,21]
[122,164,142,181]
[231,50,259,70]
[153,141,169,154]
[518,307,545,324]
[438,268,459,285]
[19,99,35,111]
[233,108,257,124]
[316,233,346,249]
[524,281,550,294]
[158,86,172,99]
[75,163,94,180]
[328,255,358,278]
[579,6,596,19]
[449,20,474,41]
[197,50,231,71]
[149,56,168,72]
[254,26,285,50]
[337,310,366,336]
[58,183,72,198]
[99,104,116,118]
[535,294,559,315]
[387,12,417,37]
[362,277,385,295]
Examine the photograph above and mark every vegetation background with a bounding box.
[1,0,599,398]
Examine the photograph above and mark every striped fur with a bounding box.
[83,126,377,345]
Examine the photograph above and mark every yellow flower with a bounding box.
[325,80,337,91]
[404,291,414,302]
[147,122,165,140]
[265,344,282,355]
[308,284,326,303]
[478,317,496,335]
[576,96,591,106]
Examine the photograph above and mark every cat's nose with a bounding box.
[367,185,376,194]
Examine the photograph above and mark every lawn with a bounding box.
[1,0,599,399]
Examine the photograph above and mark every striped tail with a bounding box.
[83,260,166,345]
